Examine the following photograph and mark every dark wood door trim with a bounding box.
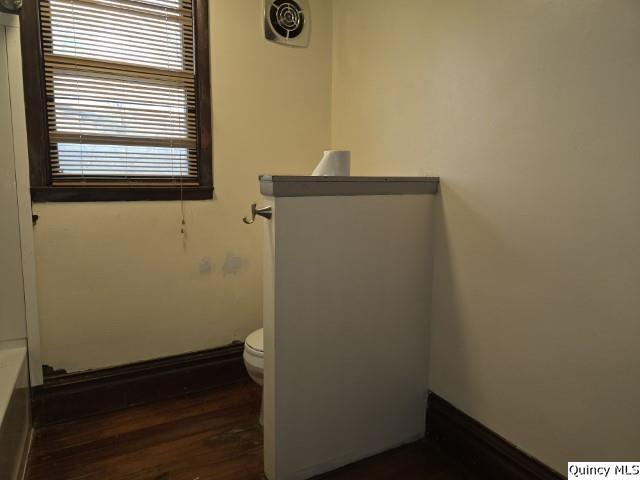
[20,0,51,188]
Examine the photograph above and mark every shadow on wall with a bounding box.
[428,183,471,405]
[428,181,528,414]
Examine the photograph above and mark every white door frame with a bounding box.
[2,12,44,386]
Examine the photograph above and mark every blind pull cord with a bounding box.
[163,7,187,240]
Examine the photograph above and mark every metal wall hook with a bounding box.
[243,203,272,224]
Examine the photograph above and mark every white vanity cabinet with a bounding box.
[259,176,439,480]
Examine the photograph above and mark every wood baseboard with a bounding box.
[17,427,33,480]
[32,342,248,427]
[425,393,565,480]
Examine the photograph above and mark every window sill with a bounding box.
[30,186,214,202]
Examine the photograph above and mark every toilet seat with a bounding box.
[243,328,264,424]
[245,328,263,357]
[243,328,264,390]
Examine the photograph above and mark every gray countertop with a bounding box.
[259,175,440,197]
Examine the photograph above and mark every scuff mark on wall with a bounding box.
[198,257,214,275]
[223,253,245,276]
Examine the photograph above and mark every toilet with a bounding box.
[243,328,264,424]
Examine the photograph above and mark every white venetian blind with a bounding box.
[40,0,198,184]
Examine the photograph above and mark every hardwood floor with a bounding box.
[26,380,474,480]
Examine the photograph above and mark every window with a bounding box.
[21,0,212,201]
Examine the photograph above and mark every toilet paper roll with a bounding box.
[312,150,351,176]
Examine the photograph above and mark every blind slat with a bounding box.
[44,35,193,62]
[51,180,200,186]
[73,0,194,18]
[41,0,199,182]
[41,16,193,41]
[42,31,193,53]
[45,54,194,80]
[47,106,197,124]
[46,75,195,91]
[49,115,197,129]
[49,132,196,148]
[41,1,193,26]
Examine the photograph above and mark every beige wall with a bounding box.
[332,0,640,471]
[33,0,333,372]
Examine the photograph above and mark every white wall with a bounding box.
[332,0,640,471]
[33,0,333,372]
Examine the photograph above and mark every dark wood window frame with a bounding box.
[20,0,213,202]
